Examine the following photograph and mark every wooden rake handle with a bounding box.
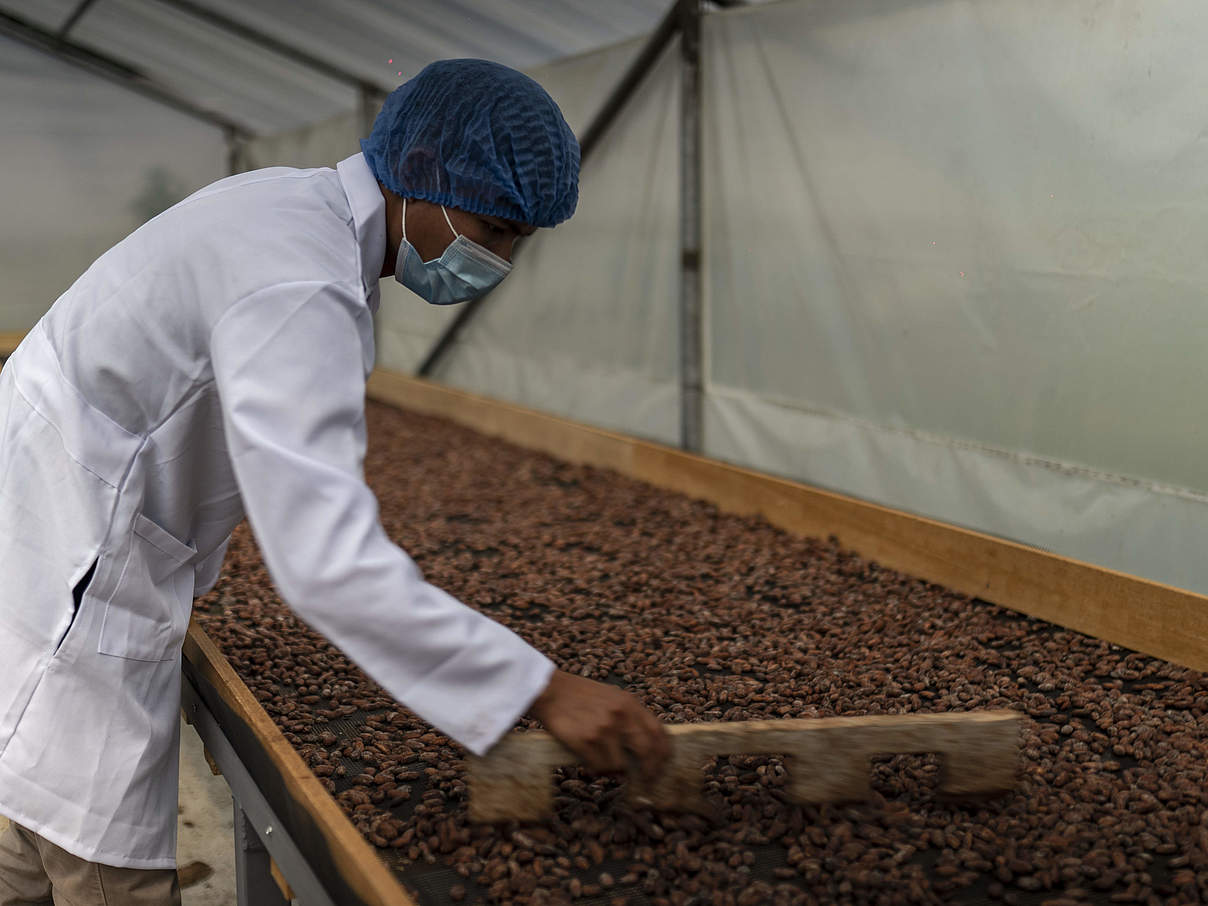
[468,710,1021,823]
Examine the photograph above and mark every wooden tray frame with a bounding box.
[3,331,1207,902]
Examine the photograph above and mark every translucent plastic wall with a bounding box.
[0,36,225,331]
[700,0,1208,592]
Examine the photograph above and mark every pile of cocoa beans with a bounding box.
[197,401,1208,906]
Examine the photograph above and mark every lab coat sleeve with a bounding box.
[209,282,554,755]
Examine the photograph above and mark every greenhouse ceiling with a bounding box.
[0,0,711,135]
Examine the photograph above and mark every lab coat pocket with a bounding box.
[97,514,198,662]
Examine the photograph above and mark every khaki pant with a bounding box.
[0,822,180,906]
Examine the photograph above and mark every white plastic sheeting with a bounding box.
[702,0,1208,592]
[0,36,225,331]
[237,110,360,173]
[0,0,672,134]
[705,0,1208,497]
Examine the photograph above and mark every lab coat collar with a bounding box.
[336,152,386,312]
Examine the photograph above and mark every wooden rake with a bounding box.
[468,710,1020,822]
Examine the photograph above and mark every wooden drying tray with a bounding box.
[2,336,1206,903]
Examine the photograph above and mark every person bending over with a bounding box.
[0,59,667,905]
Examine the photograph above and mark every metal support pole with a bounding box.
[415,294,485,379]
[58,0,100,38]
[225,127,243,176]
[678,0,705,453]
[147,0,385,93]
[0,8,248,138]
[357,83,382,137]
[578,1,680,164]
[359,83,386,345]
[234,802,290,906]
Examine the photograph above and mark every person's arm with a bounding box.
[209,282,668,775]
[210,282,553,754]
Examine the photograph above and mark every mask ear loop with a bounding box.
[402,197,409,243]
[441,206,459,239]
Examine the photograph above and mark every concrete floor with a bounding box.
[177,716,238,905]
[0,718,238,905]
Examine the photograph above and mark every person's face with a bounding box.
[379,187,535,278]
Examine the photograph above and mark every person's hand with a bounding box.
[528,669,670,782]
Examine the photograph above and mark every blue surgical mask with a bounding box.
[394,199,512,305]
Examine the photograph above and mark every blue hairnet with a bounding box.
[360,59,579,228]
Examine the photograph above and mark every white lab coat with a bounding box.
[0,153,553,868]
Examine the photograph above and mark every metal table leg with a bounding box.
[182,674,337,906]
[235,801,290,906]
